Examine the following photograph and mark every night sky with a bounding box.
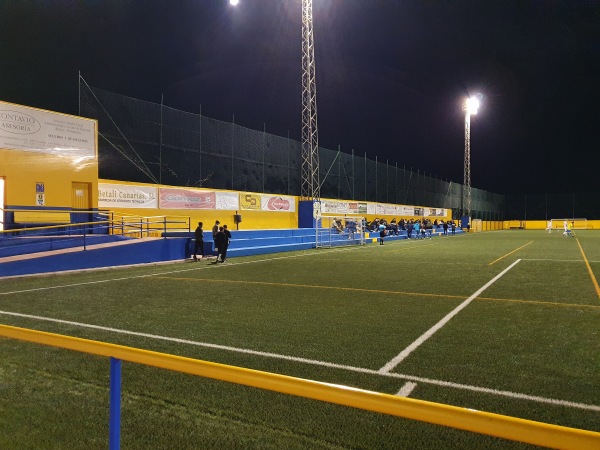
[1,0,599,195]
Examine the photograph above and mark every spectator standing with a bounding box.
[451,221,456,235]
[443,221,448,236]
[379,224,386,245]
[346,218,357,240]
[193,221,204,261]
[214,226,226,263]
[212,220,220,252]
[221,224,232,262]
[546,220,552,233]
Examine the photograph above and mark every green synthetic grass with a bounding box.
[1,230,599,449]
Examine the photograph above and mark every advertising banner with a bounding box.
[216,192,239,210]
[240,193,261,210]
[0,101,96,158]
[321,201,338,214]
[159,188,216,209]
[399,205,415,216]
[98,183,158,208]
[428,208,446,217]
[320,200,367,215]
[261,194,295,212]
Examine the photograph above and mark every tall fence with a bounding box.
[504,193,600,221]
[79,78,505,220]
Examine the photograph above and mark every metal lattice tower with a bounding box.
[300,0,320,201]
[463,111,471,217]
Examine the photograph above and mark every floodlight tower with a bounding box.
[300,0,320,202]
[463,96,479,218]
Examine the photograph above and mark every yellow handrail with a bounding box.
[0,324,598,449]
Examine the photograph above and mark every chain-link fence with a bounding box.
[80,78,505,220]
[503,193,600,221]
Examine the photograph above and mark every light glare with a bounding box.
[229,0,239,5]
[466,97,480,115]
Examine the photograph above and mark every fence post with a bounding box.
[109,357,122,450]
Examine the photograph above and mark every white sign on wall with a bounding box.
[98,183,158,208]
[0,101,96,158]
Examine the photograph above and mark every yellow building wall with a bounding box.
[98,180,452,231]
[499,220,599,230]
[1,148,98,209]
[99,179,297,230]
[0,103,98,212]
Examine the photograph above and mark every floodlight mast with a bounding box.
[463,97,479,218]
[300,0,320,202]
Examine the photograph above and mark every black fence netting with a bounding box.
[81,80,570,221]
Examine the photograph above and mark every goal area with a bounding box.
[550,218,588,230]
[315,216,366,248]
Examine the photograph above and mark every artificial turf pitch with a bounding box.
[0,230,599,449]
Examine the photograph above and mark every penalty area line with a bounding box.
[396,381,417,397]
[379,259,522,374]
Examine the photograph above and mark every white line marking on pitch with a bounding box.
[0,245,362,295]
[396,382,417,397]
[1,308,599,413]
[378,259,522,374]
[522,258,599,263]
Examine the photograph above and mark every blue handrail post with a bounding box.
[109,357,122,450]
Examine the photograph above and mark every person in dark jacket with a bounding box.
[214,226,229,263]
[193,221,204,261]
[220,224,232,262]
[212,220,220,251]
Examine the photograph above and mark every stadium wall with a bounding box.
[0,102,98,227]
[503,220,600,230]
[97,179,452,231]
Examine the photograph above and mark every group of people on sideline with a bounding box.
[367,217,457,242]
[194,216,460,261]
[193,220,232,263]
[329,217,458,245]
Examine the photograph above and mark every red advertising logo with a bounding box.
[267,196,291,211]
[159,188,216,209]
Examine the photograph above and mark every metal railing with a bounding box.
[0,324,598,449]
[0,209,190,255]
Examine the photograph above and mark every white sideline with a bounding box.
[378,259,522,374]
[0,308,598,413]
[0,244,362,294]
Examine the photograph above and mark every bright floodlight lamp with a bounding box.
[229,0,239,6]
[465,97,480,116]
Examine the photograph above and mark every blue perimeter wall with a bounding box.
[0,227,462,278]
